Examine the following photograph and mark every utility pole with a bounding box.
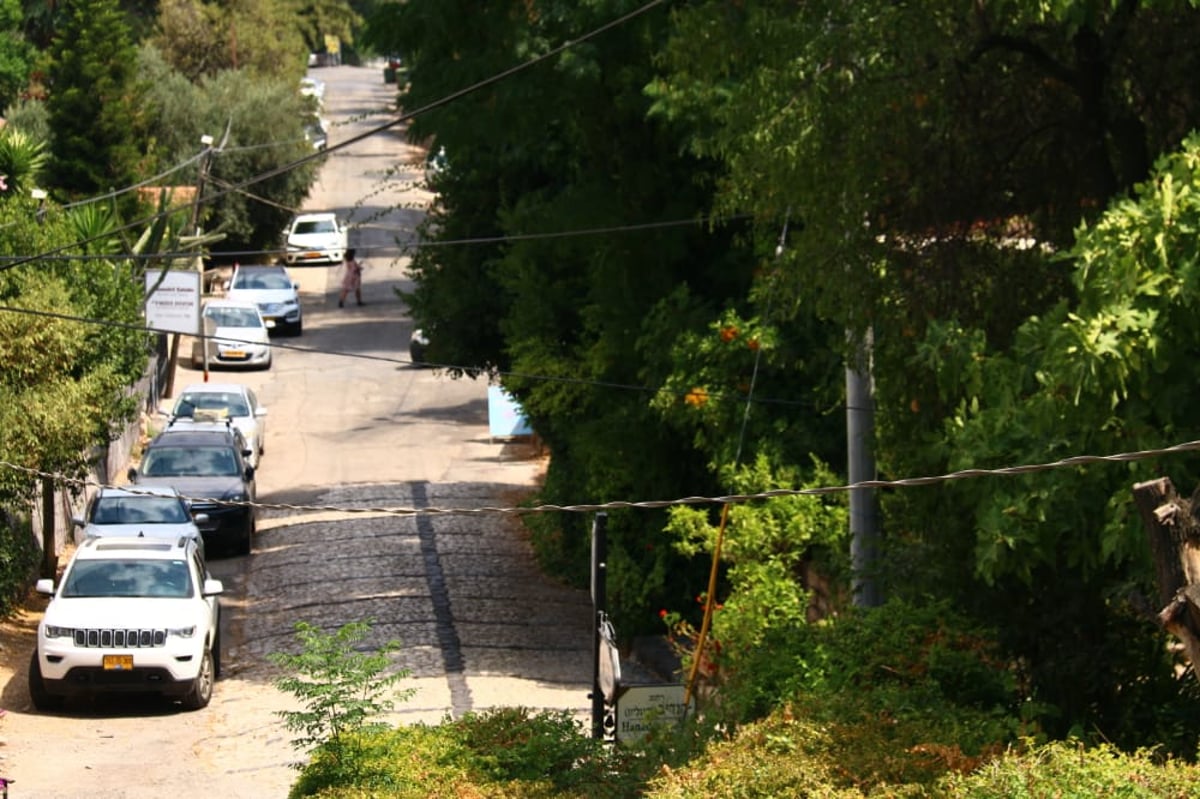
[166,135,214,397]
[847,327,881,607]
[590,512,608,739]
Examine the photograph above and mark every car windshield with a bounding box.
[206,307,261,327]
[62,559,193,598]
[174,392,250,418]
[141,446,241,477]
[294,219,336,235]
[233,271,291,290]
[92,496,189,524]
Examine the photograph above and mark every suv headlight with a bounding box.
[168,626,197,638]
[43,625,74,638]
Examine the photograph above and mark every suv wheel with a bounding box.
[181,648,215,710]
[28,651,63,711]
[212,628,222,678]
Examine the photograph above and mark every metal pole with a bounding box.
[590,512,608,739]
[847,326,881,607]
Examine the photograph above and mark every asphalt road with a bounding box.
[2,64,603,799]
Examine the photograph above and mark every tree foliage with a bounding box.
[45,0,144,203]
[0,194,147,506]
[152,0,311,82]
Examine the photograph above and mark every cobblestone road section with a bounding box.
[220,481,597,723]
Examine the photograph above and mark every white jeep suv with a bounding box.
[29,536,223,711]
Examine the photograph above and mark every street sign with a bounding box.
[145,269,201,335]
[598,616,621,703]
[615,683,693,743]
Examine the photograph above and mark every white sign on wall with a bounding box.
[615,684,693,743]
[145,269,201,335]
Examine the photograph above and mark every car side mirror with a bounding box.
[256,407,268,418]
[202,578,225,597]
[71,515,85,528]
[242,448,252,458]
[193,512,210,526]
[127,467,137,481]
[35,578,54,596]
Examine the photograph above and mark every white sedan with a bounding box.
[191,299,272,370]
[167,383,268,467]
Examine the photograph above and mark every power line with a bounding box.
[0,302,821,410]
[3,439,1196,518]
[59,151,209,211]
[0,213,752,264]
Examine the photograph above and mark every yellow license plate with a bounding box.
[223,350,246,359]
[103,654,133,670]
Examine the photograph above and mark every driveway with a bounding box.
[0,64,603,799]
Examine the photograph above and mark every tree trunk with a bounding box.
[40,475,57,579]
[1132,477,1200,682]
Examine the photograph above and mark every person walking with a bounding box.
[338,248,364,307]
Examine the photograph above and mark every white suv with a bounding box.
[29,536,223,711]
[284,212,346,265]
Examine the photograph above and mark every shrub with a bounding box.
[271,620,413,792]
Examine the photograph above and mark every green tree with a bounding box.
[152,0,312,82]
[134,47,318,252]
[0,0,33,112]
[0,194,148,509]
[651,0,1200,748]
[45,0,144,203]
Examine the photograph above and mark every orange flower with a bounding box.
[719,326,739,342]
[747,337,760,351]
[685,387,709,407]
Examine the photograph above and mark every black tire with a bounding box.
[237,517,253,556]
[291,319,303,337]
[28,651,63,711]
[212,626,222,679]
[181,648,214,710]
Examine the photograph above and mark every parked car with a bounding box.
[191,299,272,370]
[167,383,267,468]
[29,535,223,711]
[128,426,256,556]
[72,486,207,555]
[284,212,347,265]
[300,76,326,107]
[410,328,429,365]
[304,118,328,152]
[224,263,303,336]
[424,145,448,184]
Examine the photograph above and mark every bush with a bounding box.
[0,510,37,614]
[271,620,412,793]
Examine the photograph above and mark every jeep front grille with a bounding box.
[73,628,167,648]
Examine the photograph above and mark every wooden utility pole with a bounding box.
[1132,477,1200,681]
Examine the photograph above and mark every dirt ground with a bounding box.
[0,581,302,799]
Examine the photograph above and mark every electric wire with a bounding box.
[3,439,1197,518]
[0,213,750,264]
[0,302,822,410]
[58,151,209,210]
